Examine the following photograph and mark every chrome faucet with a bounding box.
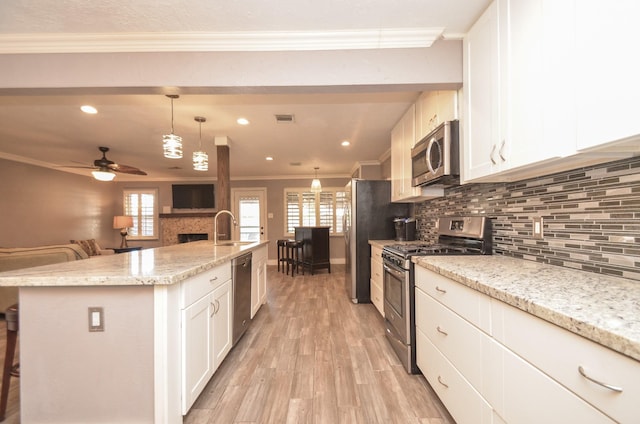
[214,210,237,245]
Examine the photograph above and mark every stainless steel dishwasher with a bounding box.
[232,252,252,345]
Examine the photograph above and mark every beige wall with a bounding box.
[0,158,119,248]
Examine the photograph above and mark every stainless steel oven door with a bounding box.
[383,259,409,344]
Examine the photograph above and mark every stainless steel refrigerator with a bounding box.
[344,179,410,303]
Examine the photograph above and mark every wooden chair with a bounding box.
[285,240,304,276]
[277,239,288,273]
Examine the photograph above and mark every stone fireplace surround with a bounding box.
[160,213,215,246]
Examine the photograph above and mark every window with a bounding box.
[123,188,158,240]
[284,188,347,235]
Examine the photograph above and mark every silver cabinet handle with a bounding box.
[437,376,449,388]
[490,145,497,165]
[499,140,506,161]
[435,286,447,294]
[436,326,448,336]
[210,302,216,317]
[209,276,218,283]
[578,366,623,393]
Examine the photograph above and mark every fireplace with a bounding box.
[178,233,209,243]
[159,213,215,246]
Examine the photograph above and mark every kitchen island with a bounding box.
[0,240,268,424]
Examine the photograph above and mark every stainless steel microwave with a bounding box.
[411,120,460,187]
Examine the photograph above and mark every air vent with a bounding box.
[168,166,182,170]
[275,114,295,123]
[289,162,302,166]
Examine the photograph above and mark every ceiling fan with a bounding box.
[64,146,147,181]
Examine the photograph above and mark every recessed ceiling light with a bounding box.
[237,117,249,125]
[265,156,273,161]
[341,140,350,146]
[81,105,97,114]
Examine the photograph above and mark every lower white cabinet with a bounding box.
[180,265,233,414]
[415,265,634,423]
[370,245,384,316]
[251,244,268,318]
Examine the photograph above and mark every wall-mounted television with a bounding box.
[172,184,215,209]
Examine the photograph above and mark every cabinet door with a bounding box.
[251,246,267,318]
[576,1,640,150]
[462,0,501,182]
[181,293,214,414]
[211,279,233,367]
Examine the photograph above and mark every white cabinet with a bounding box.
[369,244,384,317]
[463,0,575,183]
[251,244,267,318]
[180,263,232,414]
[415,264,634,423]
[463,0,639,184]
[391,104,444,202]
[415,90,458,141]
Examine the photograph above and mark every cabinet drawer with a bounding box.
[416,328,493,424]
[180,263,232,308]
[370,256,383,285]
[416,287,485,392]
[493,300,639,423]
[371,245,383,259]
[370,278,384,317]
[490,337,613,424]
[415,266,491,333]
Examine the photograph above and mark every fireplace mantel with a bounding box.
[160,212,216,218]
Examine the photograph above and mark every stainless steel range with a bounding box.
[382,216,492,374]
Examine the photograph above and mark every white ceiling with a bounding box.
[0,0,491,182]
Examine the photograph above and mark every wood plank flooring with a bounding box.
[0,265,455,423]
[185,265,454,424]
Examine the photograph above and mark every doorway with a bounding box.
[231,188,267,242]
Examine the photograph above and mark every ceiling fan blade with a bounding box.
[108,163,147,175]
[57,165,95,170]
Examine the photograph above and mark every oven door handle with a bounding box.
[383,263,406,279]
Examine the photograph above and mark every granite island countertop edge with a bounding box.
[0,240,269,287]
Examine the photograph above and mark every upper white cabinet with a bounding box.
[575,1,640,152]
[463,0,639,183]
[462,0,576,183]
[391,104,445,202]
[415,90,458,141]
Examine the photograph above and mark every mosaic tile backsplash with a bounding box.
[415,156,640,281]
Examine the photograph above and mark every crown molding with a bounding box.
[0,28,444,54]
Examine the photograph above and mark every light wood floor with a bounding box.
[185,265,454,424]
[0,265,454,423]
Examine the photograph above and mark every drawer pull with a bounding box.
[436,326,448,336]
[209,276,219,283]
[578,366,623,393]
[435,286,447,294]
[437,376,449,389]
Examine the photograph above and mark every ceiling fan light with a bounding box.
[163,133,183,159]
[92,169,116,181]
[193,151,208,171]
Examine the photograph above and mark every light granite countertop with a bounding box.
[0,240,268,287]
[413,255,640,362]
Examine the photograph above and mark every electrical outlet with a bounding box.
[88,307,104,332]
[532,217,544,239]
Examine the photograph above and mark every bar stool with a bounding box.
[285,240,304,276]
[0,304,19,422]
[277,239,288,273]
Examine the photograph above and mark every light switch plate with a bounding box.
[88,307,104,332]
[532,217,544,239]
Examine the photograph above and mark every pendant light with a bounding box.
[310,167,322,192]
[192,116,208,171]
[163,94,183,159]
